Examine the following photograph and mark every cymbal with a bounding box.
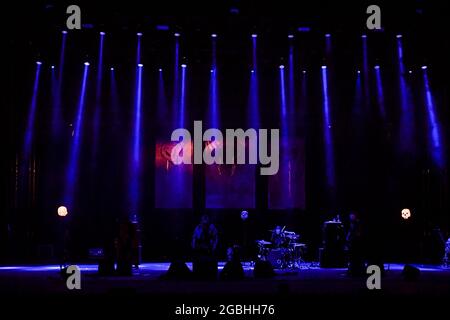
[290,243,306,247]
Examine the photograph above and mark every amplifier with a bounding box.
[88,248,104,259]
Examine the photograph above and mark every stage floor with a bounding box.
[0,262,449,296]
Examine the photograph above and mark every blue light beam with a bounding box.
[423,69,444,168]
[64,63,89,207]
[321,66,335,189]
[23,62,42,161]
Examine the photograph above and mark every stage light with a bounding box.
[110,67,114,71]
[84,62,90,66]
[251,69,254,73]
[23,60,42,162]
[129,57,144,211]
[240,210,249,221]
[357,70,361,74]
[211,33,217,38]
[297,27,311,32]
[279,59,288,133]
[396,34,402,38]
[325,33,331,38]
[409,70,412,74]
[159,68,162,72]
[174,32,180,37]
[64,62,89,206]
[137,32,143,37]
[181,64,187,68]
[51,65,55,69]
[361,34,367,38]
[156,25,169,31]
[302,70,306,74]
[251,34,257,38]
[288,34,294,39]
[57,206,68,217]
[62,30,68,34]
[321,62,335,189]
[210,69,214,73]
[423,65,443,168]
[374,63,386,120]
[93,29,106,169]
[401,208,411,220]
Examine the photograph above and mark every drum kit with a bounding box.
[255,228,307,269]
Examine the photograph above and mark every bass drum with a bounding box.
[267,248,287,269]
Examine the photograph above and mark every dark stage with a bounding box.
[1,262,449,295]
[1,262,449,317]
[4,0,450,316]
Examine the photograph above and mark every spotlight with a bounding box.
[36,61,42,65]
[408,70,413,74]
[138,63,144,67]
[297,27,311,32]
[181,64,187,68]
[110,67,114,71]
[396,34,403,39]
[210,69,214,73]
[421,66,427,70]
[251,34,257,38]
[57,206,68,217]
[279,65,285,69]
[158,68,162,72]
[321,65,327,69]
[325,33,331,38]
[251,70,255,73]
[137,32,143,37]
[62,30,68,34]
[288,34,294,39]
[374,65,380,69]
[156,25,169,31]
[84,62,90,66]
[302,70,306,74]
[51,65,55,69]
[174,32,181,37]
[100,31,105,36]
[211,33,217,38]
[361,34,367,38]
[357,70,361,74]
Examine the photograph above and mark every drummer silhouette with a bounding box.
[271,226,286,248]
